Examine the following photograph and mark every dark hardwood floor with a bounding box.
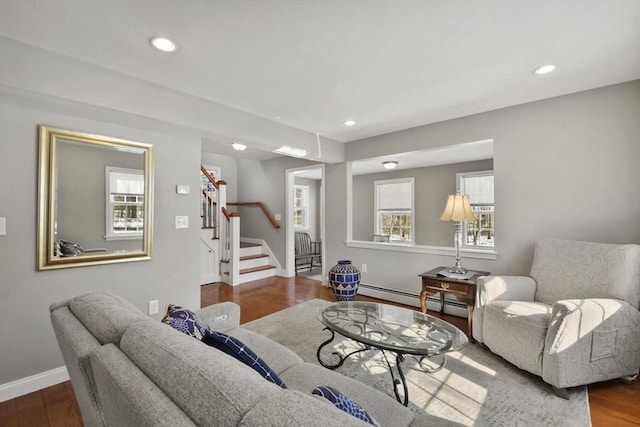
[2,275,638,426]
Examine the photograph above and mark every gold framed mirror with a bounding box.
[37,126,154,270]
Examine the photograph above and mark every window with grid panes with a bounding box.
[106,167,144,239]
[293,185,309,229]
[458,171,494,248]
[374,178,414,243]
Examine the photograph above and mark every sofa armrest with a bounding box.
[196,302,241,332]
[542,298,640,389]
[472,276,537,343]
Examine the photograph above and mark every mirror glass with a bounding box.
[37,126,153,270]
[350,140,493,246]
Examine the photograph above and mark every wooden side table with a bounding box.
[419,266,490,341]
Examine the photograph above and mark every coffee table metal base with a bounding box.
[316,327,447,406]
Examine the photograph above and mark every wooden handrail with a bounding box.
[221,207,239,222]
[200,165,219,190]
[228,202,280,229]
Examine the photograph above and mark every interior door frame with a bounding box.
[285,164,326,281]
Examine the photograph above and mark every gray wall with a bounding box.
[325,81,640,303]
[0,97,202,385]
[352,159,493,245]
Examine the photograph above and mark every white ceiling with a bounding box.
[1,0,639,147]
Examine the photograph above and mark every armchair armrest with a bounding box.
[543,298,640,388]
[473,275,537,343]
[196,302,241,333]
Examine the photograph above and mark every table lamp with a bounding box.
[439,193,478,274]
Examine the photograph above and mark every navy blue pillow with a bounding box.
[203,329,287,389]
[312,386,377,425]
[162,304,286,389]
[161,304,208,341]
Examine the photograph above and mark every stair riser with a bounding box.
[239,246,263,257]
[240,257,270,269]
[237,268,276,284]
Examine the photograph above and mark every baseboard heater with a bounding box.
[358,282,468,310]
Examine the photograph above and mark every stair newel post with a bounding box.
[228,213,241,286]
[217,181,227,241]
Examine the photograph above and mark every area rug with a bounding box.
[243,299,591,427]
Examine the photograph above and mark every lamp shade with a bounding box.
[439,194,478,222]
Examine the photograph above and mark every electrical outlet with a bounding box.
[148,300,159,315]
[175,215,189,229]
[361,263,367,273]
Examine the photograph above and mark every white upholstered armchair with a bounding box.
[473,237,640,398]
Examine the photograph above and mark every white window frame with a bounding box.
[457,170,494,249]
[374,177,415,243]
[293,185,309,230]
[105,166,144,240]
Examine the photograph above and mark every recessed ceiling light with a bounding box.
[231,142,247,151]
[533,64,556,75]
[383,161,398,170]
[150,37,177,52]
[343,120,356,126]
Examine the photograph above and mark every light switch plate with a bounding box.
[176,185,190,195]
[0,217,5,236]
[274,214,281,221]
[175,216,189,229]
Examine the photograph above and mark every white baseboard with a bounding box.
[0,366,69,402]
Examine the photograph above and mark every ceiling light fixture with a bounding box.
[274,146,307,158]
[343,120,356,126]
[150,37,177,52]
[383,161,398,170]
[533,64,556,75]
[231,142,247,151]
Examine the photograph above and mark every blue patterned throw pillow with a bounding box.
[203,329,287,389]
[161,304,209,341]
[312,386,377,425]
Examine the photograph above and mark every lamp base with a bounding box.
[448,266,467,274]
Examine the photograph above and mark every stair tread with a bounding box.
[240,254,269,261]
[240,242,262,248]
[224,265,276,275]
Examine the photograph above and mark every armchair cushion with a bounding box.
[483,301,551,376]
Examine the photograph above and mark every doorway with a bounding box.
[286,165,325,282]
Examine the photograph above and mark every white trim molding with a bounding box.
[0,366,69,402]
[345,240,497,259]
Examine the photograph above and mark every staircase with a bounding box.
[221,242,276,284]
[201,166,278,286]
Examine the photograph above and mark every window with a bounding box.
[293,185,309,229]
[106,167,144,239]
[374,178,414,243]
[458,171,494,248]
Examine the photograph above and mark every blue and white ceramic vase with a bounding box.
[328,260,361,301]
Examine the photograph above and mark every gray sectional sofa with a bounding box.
[50,291,450,427]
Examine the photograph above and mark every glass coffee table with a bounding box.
[316,301,468,406]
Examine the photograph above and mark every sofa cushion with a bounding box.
[121,319,282,426]
[203,329,287,388]
[163,304,287,388]
[70,291,147,345]
[280,363,415,427]
[483,301,551,376]
[225,328,303,375]
[312,385,377,425]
